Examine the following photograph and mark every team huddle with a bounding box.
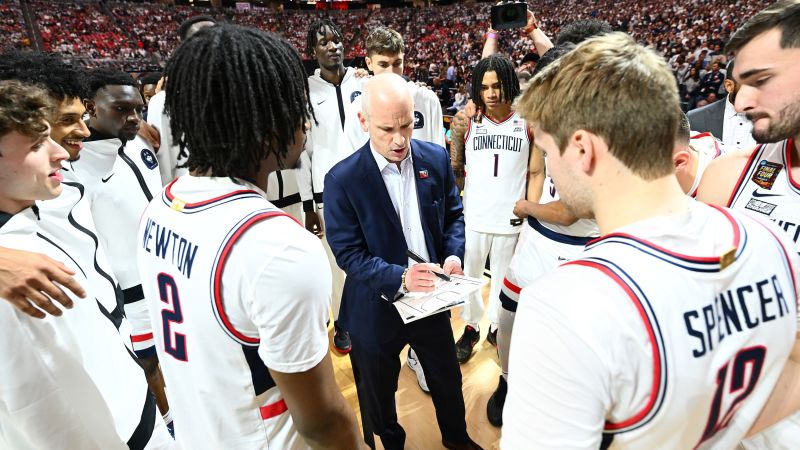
[0,1,799,449]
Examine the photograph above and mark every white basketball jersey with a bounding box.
[688,131,725,197]
[728,139,800,252]
[137,176,330,449]
[503,202,798,450]
[463,112,530,234]
[586,207,796,449]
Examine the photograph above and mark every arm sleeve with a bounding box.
[297,136,315,211]
[248,227,332,373]
[146,92,165,127]
[501,284,611,450]
[323,172,405,297]
[426,89,446,147]
[124,299,155,358]
[342,98,368,159]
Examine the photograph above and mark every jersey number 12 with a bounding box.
[697,346,766,446]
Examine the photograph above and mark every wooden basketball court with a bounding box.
[330,282,502,449]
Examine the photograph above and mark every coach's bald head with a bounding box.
[358,73,414,166]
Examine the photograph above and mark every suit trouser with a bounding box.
[318,203,345,320]
[348,312,469,450]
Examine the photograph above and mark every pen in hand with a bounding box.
[405,249,452,282]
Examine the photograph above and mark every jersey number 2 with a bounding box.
[697,346,766,446]
[158,273,187,361]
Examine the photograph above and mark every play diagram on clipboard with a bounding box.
[393,275,487,324]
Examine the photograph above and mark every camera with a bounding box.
[490,2,528,31]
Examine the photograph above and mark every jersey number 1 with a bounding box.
[493,154,499,177]
[697,346,766,446]
[158,273,187,361]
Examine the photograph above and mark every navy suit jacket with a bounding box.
[687,96,726,139]
[323,139,465,343]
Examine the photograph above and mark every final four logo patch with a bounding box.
[141,148,158,170]
[414,111,424,129]
[752,160,782,189]
[350,91,362,102]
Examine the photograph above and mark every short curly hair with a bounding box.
[366,26,405,57]
[0,80,52,141]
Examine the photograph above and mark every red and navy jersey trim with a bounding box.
[726,145,763,207]
[585,206,746,273]
[483,111,515,126]
[499,277,522,312]
[162,179,263,213]
[566,257,669,433]
[210,209,300,346]
[690,132,724,158]
[527,216,594,246]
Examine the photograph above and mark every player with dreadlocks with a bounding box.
[136,24,362,449]
[148,14,216,185]
[448,54,534,370]
[298,18,362,355]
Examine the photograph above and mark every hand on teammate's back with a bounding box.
[137,121,161,152]
[513,199,533,218]
[463,100,482,123]
[353,68,370,78]
[0,247,86,318]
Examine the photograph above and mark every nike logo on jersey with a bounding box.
[316,99,327,106]
[102,173,115,183]
[751,189,781,198]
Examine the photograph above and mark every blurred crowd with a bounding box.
[0,0,772,110]
[0,1,30,51]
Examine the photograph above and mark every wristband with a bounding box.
[523,23,538,35]
[487,32,498,40]
[401,267,410,293]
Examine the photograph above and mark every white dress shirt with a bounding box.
[371,144,431,268]
[722,97,756,150]
[369,143,461,272]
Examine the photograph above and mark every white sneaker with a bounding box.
[406,348,430,393]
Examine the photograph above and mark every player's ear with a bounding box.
[723,79,735,95]
[569,129,599,175]
[357,110,369,132]
[84,99,97,118]
[673,149,690,172]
